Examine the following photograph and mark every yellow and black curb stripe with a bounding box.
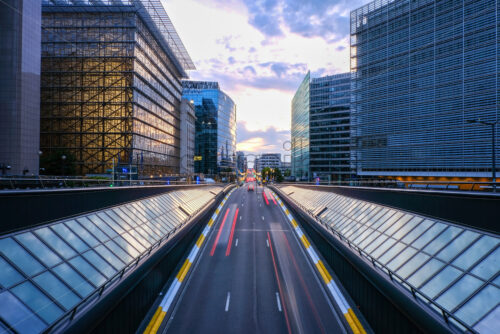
[143,189,236,334]
[271,190,367,334]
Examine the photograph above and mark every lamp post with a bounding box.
[61,155,66,177]
[467,119,498,192]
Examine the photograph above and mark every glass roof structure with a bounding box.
[279,186,499,334]
[0,186,222,333]
[42,0,195,76]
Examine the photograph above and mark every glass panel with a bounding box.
[383,214,415,237]
[471,247,500,280]
[51,223,89,253]
[372,238,397,259]
[422,226,462,255]
[455,285,500,326]
[76,217,109,242]
[89,214,118,238]
[391,216,423,240]
[33,271,80,310]
[387,247,417,271]
[82,250,116,278]
[362,208,386,227]
[452,235,498,271]
[365,234,388,253]
[11,281,63,323]
[121,232,146,253]
[436,274,483,311]
[94,245,125,271]
[15,233,62,268]
[69,256,106,287]
[408,258,445,287]
[0,291,46,334]
[378,212,404,233]
[105,210,132,231]
[35,227,76,260]
[0,256,24,288]
[113,235,140,258]
[97,212,125,234]
[0,238,44,276]
[420,266,462,299]
[104,240,134,264]
[128,229,151,248]
[358,230,381,249]
[65,220,99,247]
[378,242,406,264]
[436,230,480,262]
[53,263,94,297]
[473,305,500,333]
[402,219,434,244]
[370,209,395,230]
[412,223,446,249]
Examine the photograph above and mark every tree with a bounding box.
[274,168,284,182]
[40,150,76,176]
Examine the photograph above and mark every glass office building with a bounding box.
[0,0,41,176]
[310,73,351,181]
[351,0,499,180]
[292,72,352,181]
[182,81,236,177]
[40,0,195,176]
[291,72,310,180]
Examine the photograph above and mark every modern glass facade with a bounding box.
[40,0,195,176]
[182,81,237,177]
[281,185,500,333]
[0,186,222,333]
[0,0,41,176]
[351,0,499,179]
[291,72,310,180]
[310,73,351,181]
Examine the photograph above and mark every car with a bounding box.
[247,184,254,191]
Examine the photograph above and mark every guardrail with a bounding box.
[0,177,218,191]
[283,192,475,333]
[283,180,499,193]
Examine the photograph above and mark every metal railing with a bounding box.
[276,188,476,334]
[0,177,221,191]
[280,180,500,193]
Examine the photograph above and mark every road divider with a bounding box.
[143,189,235,334]
[270,190,367,334]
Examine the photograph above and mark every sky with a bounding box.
[162,0,371,162]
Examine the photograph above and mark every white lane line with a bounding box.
[276,292,282,312]
[240,216,242,220]
[266,239,269,248]
[235,238,239,247]
[262,216,264,220]
[225,292,231,312]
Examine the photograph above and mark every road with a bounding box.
[159,184,349,334]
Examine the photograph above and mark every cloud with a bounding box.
[236,121,290,156]
[242,0,367,42]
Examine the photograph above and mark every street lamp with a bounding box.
[61,155,67,177]
[467,119,498,192]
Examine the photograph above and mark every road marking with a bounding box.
[225,292,231,312]
[240,216,242,220]
[266,239,269,248]
[276,292,282,312]
[235,238,238,247]
[262,216,264,220]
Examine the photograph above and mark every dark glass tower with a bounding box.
[182,81,237,177]
[351,0,499,180]
[40,0,194,176]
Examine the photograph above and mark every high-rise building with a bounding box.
[180,99,196,176]
[40,0,195,176]
[182,81,237,177]
[291,72,351,181]
[236,151,247,173]
[310,73,351,181]
[255,153,281,172]
[351,0,499,181]
[291,72,310,180]
[0,0,41,176]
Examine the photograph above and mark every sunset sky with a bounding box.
[163,0,371,160]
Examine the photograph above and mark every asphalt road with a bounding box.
[161,184,349,334]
